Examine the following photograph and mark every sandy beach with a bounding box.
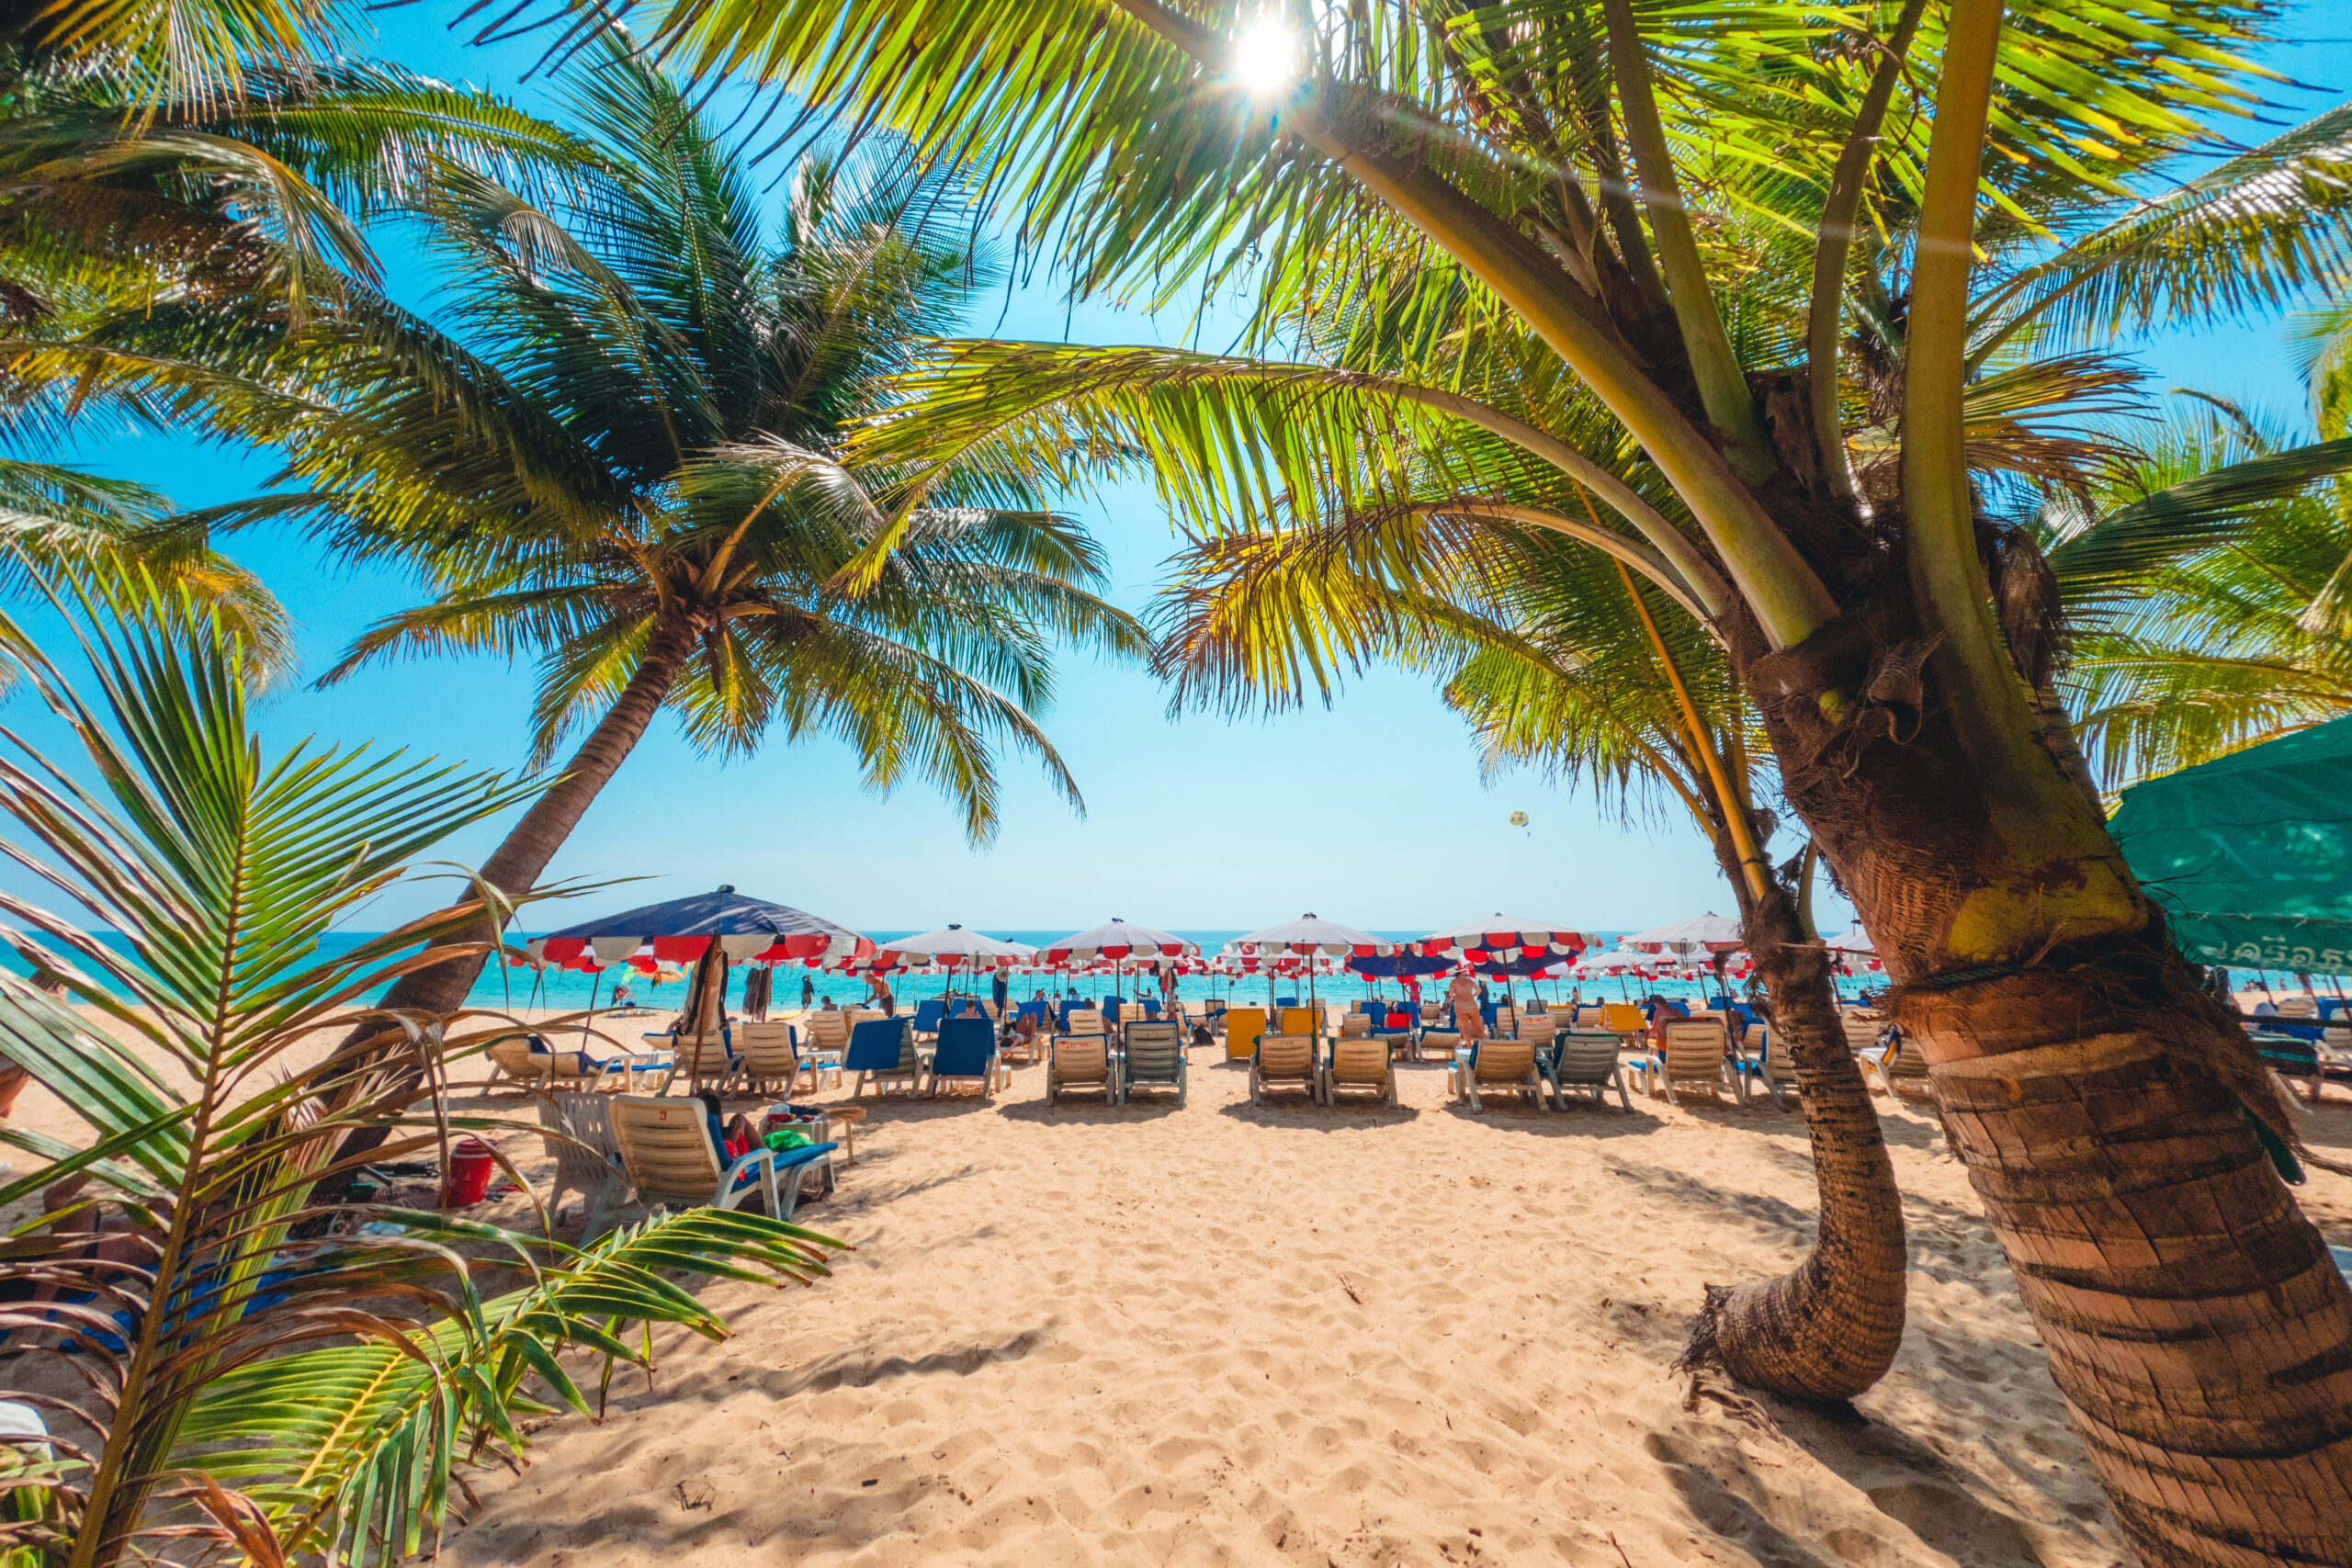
[10,1009,2351,1568]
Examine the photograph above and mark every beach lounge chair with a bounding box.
[1048,1033,1115,1103]
[1729,1022,1801,1111]
[488,1033,612,1091]
[799,1011,850,1089]
[1600,1003,1647,1044]
[927,1016,1004,1098]
[1418,1029,1463,1064]
[1547,1031,1630,1111]
[1224,1006,1268,1061]
[609,1095,836,1222]
[1337,1011,1371,1040]
[1120,1021,1188,1106]
[1867,1030,1933,1099]
[847,1018,926,1098]
[1065,1007,1108,1038]
[1515,1012,1558,1051]
[1449,1037,1548,1111]
[1279,1005,1319,1039]
[733,1021,802,1096]
[1573,1006,1607,1030]
[911,998,947,1039]
[1319,1035,1396,1107]
[661,1027,738,1097]
[1642,1019,1737,1106]
[2279,994,2320,1020]
[537,1091,627,1233]
[1250,1033,1320,1105]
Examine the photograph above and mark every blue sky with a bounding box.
[18,5,2352,938]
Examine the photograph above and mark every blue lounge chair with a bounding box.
[846,1017,925,1097]
[911,998,947,1037]
[929,1016,1003,1098]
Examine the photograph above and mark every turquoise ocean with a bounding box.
[1,929,1878,1013]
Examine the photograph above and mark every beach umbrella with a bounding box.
[1228,914,1394,1012]
[1622,913,1745,956]
[1822,923,1875,954]
[526,884,872,1043]
[1415,915,1597,1014]
[1039,919,1199,1010]
[875,925,1028,1001]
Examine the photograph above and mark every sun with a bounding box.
[1234,17,1299,96]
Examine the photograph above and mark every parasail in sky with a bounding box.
[1508,810,1530,830]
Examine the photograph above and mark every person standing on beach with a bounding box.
[1447,968,1486,1042]
[802,974,817,1011]
[991,966,1010,1014]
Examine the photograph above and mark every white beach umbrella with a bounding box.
[1622,912,1745,956]
[1225,915,1395,958]
[1039,919,1199,964]
[1413,916,1598,959]
[876,924,1029,969]
[1822,923,1875,954]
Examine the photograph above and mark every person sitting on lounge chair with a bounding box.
[695,1090,762,1161]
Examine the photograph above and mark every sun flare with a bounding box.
[1234,17,1299,96]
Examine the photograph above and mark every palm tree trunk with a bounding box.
[1679,836,1909,1402]
[374,618,699,1018]
[1747,593,2352,1567]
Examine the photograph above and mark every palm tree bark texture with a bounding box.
[1678,831,1910,1405]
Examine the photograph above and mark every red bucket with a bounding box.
[439,1137,498,1207]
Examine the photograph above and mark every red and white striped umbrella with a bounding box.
[1225,915,1395,959]
[1623,913,1745,957]
[1036,919,1199,965]
[1415,915,1598,964]
[872,925,1031,971]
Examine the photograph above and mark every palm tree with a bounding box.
[639,0,2352,1551]
[52,42,1146,1020]
[0,581,834,1568]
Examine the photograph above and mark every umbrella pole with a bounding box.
[582,964,602,1051]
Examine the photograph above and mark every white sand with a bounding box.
[10,1010,2351,1567]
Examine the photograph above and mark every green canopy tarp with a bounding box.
[2109,713,2352,976]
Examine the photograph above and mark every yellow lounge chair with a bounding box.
[1224,1006,1267,1061]
[1279,1005,1318,1039]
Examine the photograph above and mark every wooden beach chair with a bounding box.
[608,1095,835,1222]
[1048,1033,1115,1103]
[1515,1012,1558,1050]
[536,1092,627,1234]
[1641,1018,1736,1106]
[1319,1035,1396,1107]
[846,1018,926,1098]
[1224,1006,1268,1061]
[1867,1030,1933,1099]
[1337,1011,1371,1040]
[1065,1007,1108,1038]
[1120,1021,1188,1106]
[1250,1033,1319,1105]
[1572,1006,1606,1030]
[1547,1031,1630,1112]
[1448,1037,1548,1111]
